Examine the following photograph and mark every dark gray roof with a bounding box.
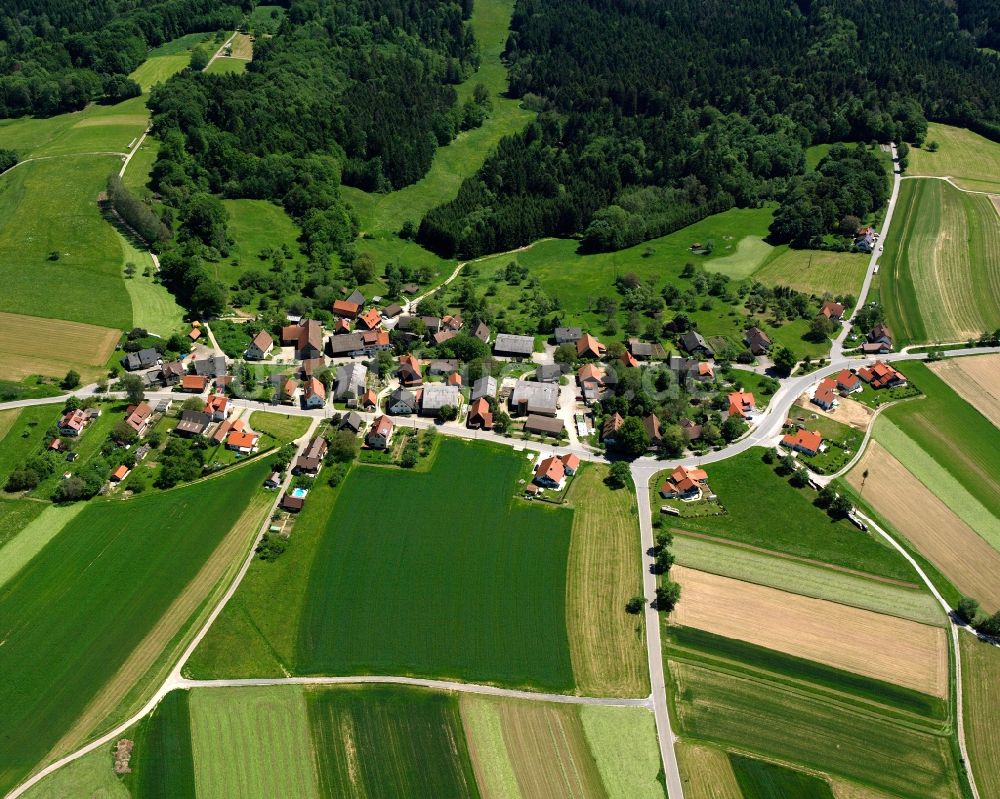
[121,347,159,371]
[327,333,365,356]
[428,359,459,375]
[389,388,418,410]
[346,289,365,306]
[511,380,558,414]
[193,355,227,377]
[680,330,712,354]
[340,411,363,431]
[524,414,564,434]
[473,321,491,343]
[471,375,497,401]
[554,327,582,344]
[421,383,460,410]
[494,333,535,356]
[176,410,210,434]
[535,364,562,382]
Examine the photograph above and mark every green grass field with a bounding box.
[0,504,84,590]
[788,412,864,475]
[665,450,915,581]
[580,706,664,799]
[204,57,248,75]
[0,459,270,795]
[122,136,159,195]
[0,405,61,488]
[118,229,185,334]
[671,534,943,626]
[245,411,311,444]
[190,686,320,798]
[908,123,1000,193]
[753,246,869,298]
[960,634,1000,799]
[125,690,196,799]
[131,55,189,92]
[729,755,834,799]
[21,746,127,799]
[148,32,219,57]
[309,686,479,798]
[878,178,1000,345]
[0,498,44,550]
[296,439,575,690]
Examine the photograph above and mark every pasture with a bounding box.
[0,156,132,329]
[565,464,648,696]
[847,441,1000,611]
[21,746,126,799]
[959,634,1000,799]
[0,498,43,550]
[126,690,196,799]
[118,231,185,335]
[928,353,1000,429]
[671,533,944,626]
[580,706,664,799]
[0,458,270,796]
[670,566,948,696]
[907,123,1000,193]
[246,411,311,444]
[753,246,869,298]
[295,439,575,691]
[879,178,1000,344]
[205,58,247,75]
[666,658,962,799]
[122,136,159,194]
[309,686,478,799]
[218,198,305,293]
[130,55,189,91]
[0,404,61,487]
[729,755,834,799]
[667,450,915,581]
[0,95,142,159]
[191,687,320,799]
[0,504,84,590]
[676,743,741,799]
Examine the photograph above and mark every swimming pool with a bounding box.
[291,487,308,499]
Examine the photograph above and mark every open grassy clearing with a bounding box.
[229,32,253,59]
[0,311,120,381]
[671,533,944,626]
[878,178,1000,345]
[907,123,1000,193]
[701,235,774,279]
[0,408,21,440]
[309,685,478,799]
[675,742,742,799]
[217,198,305,293]
[245,411,311,444]
[565,464,647,696]
[666,658,962,799]
[0,156,132,329]
[350,235,455,297]
[668,450,914,581]
[0,404,60,488]
[959,634,1000,799]
[753,246,869,298]
[21,745,127,799]
[117,231,185,335]
[190,686,319,799]
[580,706,663,799]
[296,440,574,690]
[0,459,270,795]
[121,136,159,195]
[670,566,948,696]
[125,690,196,799]
[342,0,535,236]
[928,353,1000,429]
[460,696,522,799]
[0,498,44,550]
[729,754,834,799]
[0,503,83,590]
[848,441,1000,612]
[130,54,190,91]
[204,58,247,75]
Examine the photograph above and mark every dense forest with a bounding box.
[0,0,249,116]
[417,0,1000,257]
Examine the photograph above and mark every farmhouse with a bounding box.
[280,493,305,512]
[577,363,605,393]
[524,414,564,436]
[332,299,361,318]
[511,380,559,416]
[367,415,394,449]
[473,321,491,343]
[281,319,324,360]
[176,410,211,437]
[346,289,365,306]
[302,377,326,408]
[576,333,606,360]
[59,408,88,436]
[644,413,662,449]
[383,302,403,318]
[554,326,582,344]
[421,383,460,416]
[744,326,772,355]
[534,455,567,489]
[836,369,862,393]
[123,402,153,436]
[388,388,418,415]
[660,465,709,499]
[627,338,666,359]
[357,307,383,330]
[192,355,228,378]
[812,378,838,410]
[471,375,497,401]
[121,347,159,372]
[294,437,328,474]
[493,333,535,358]
[180,373,209,394]
[467,397,493,429]
[245,330,274,360]
[855,226,876,253]
[428,359,459,376]
[398,354,423,387]
[859,361,907,389]
[820,300,845,321]
[226,430,260,454]
[602,412,624,443]
[782,428,823,456]
[432,329,457,347]
[203,394,230,421]
[534,364,560,383]
[327,332,366,358]
[727,391,756,420]
[864,323,894,354]
[334,362,367,401]
[680,330,713,357]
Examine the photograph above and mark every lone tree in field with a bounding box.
[773,345,797,376]
[828,494,853,519]
[605,461,632,489]
[625,596,647,615]
[61,370,80,389]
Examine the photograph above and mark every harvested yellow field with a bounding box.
[960,633,1000,799]
[848,442,1000,611]
[671,566,948,697]
[0,311,119,380]
[795,393,874,431]
[928,354,1000,429]
[676,742,741,799]
[565,464,647,697]
[229,33,253,59]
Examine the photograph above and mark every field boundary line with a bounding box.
[901,174,1000,197]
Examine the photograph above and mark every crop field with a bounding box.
[670,566,948,696]
[848,441,1000,612]
[879,178,1000,345]
[671,534,943,625]
[125,690,196,799]
[21,745,126,799]
[0,504,83,590]
[0,311,120,381]
[309,686,478,799]
[0,404,60,488]
[0,156,132,329]
[675,743,741,799]
[729,755,834,799]
[342,0,535,236]
[246,412,311,444]
[579,706,663,799]
[0,459,270,795]
[666,658,962,799]
[191,687,320,799]
[960,634,1000,799]
[460,696,521,798]
[928,353,1000,429]
[296,440,574,690]
[752,246,869,297]
[907,123,1000,193]
[565,464,647,696]
[668,450,914,581]
[0,499,43,550]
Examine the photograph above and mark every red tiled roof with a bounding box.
[111,465,129,481]
[227,431,258,449]
[727,391,756,418]
[578,363,604,384]
[836,369,860,390]
[332,299,361,317]
[576,333,605,357]
[468,397,493,428]
[358,307,382,329]
[181,374,208,391]
[783,429,822,453]
[371,415,394,438]
[560,453,580,471]
[535,455,566,484]
[620,351,639,368]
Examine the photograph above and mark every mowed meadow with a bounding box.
[907,122,1000,194]
[878,177,1000,345]
[0,458,272,795]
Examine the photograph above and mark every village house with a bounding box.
[432,329,457,347]
[176,410,211,437]
[467,397,493,429]
[693,362,715,382]
[278,376,300,405]
[281,319,324,360]
[188,327,201,343]
[398,354,423,387]
[357,307,382,331]
[327,332,367,358]
[627,338,666,360]
[123,402,153,437]
[554,326,582,344]
[471,375,497,402]
[110,465,130,483]
[203,394,231,422]
[333,318,351,335]
[644,413,662,449]
[159,361,186,386]
[859,361,907,389]
[264,471,282,489]
[245,330,274,360]
[681,418,702,443]
[447,372,462,387]
[534,455,568,489]
[473,321,491,343]
[280,493,305,512]
[727,391,757,420]
[782,428,823,456]
[535,363,562,383]
[602,412,624,444]
[294,437,329,475]
[340,411,363,434]
[227,429,260,454]
[211,418,234,445]
[524,414,565,436]
[680,330,713,357]
[421,383,460,417]
[620,350,639,369]
[428,359,459,376]
[367,415,395,449]
[334,362,367,401]
[576,333,606,360]
[383,302,403,319]
[660,465,708,499]
[299,357,328,379]
[577,363,605,398]
[744,327,771,356]
[511,380,559,416]
[346,289,365,306]
[360,388,378,410]
[864,323,894,354]
[836,369,862,393]
[302,377,326,409]
[812,378,838,410]
[59,408,88,437]
[855,226,876,253]
[332,299,361,319]
[121,347,159,372]
[493,333,535,359]
[442,314,463,332]
[820,300,845,321]
[388,387,418,415]
[192,354,228,379]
